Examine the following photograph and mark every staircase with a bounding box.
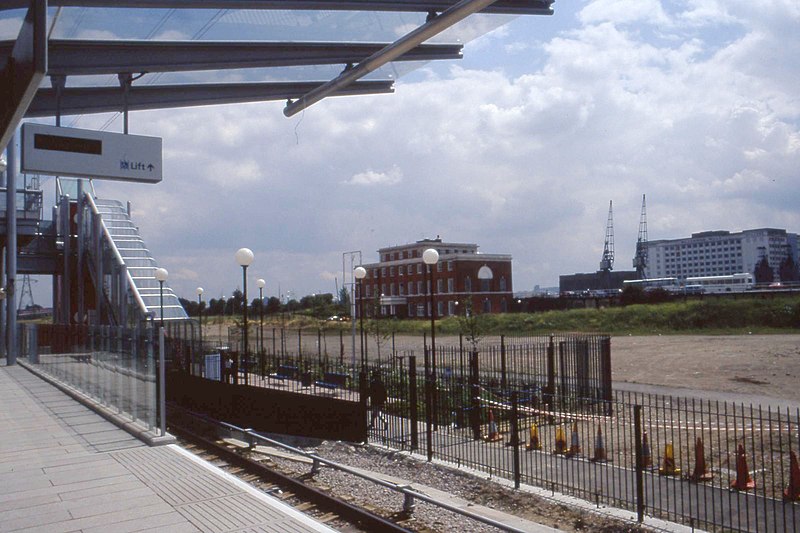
[90,197,188,323]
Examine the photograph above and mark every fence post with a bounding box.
[633,404,645,523]
[601,336,612,415]
[500,335,507,390]
[425,346,434,462]
[339,329,344,366]
[409,355,418,451]
[545,335,555,419]
[469,350,481,440]
[511,391,521,489]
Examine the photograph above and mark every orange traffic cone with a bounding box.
[641,430,652,469]
[659,443,681,476]
[784,450,800,501]
[591,425,607,462]
[526,423,542,451]
[689,437,713,482]
[730,444,756,491]
[485,409,503,442]
[566,421,581,457]
[553,425,567,454]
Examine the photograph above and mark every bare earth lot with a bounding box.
[611,334,800,403]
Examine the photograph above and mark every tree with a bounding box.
[779,255,799,283]
[456,300,484,353]
[266,296,281,314]
[338,287,351,315]
[754,256,774,283]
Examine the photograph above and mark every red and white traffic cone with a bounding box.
[730,444,756,491]
[485,409,502,442]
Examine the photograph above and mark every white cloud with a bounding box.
[76,0,800,302]
[345,165,403,186]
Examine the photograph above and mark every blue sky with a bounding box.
[7,1,800,305]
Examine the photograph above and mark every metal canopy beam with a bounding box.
[0,0,46,153]
[285,0,498,116]
[0,0,553,16]
[24,80,394,116]
[0,40,461,76]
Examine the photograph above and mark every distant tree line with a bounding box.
[179,290,350,320]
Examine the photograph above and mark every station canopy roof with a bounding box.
[0,0,554,151]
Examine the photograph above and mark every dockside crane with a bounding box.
[632,194,648,278]
[599,200,615,272]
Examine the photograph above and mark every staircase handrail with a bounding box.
[84,192,150,318]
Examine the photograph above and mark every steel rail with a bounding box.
[169,413,415,533]
[172,407,534,533]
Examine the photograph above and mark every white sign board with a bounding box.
[21,123,162,183]
[205,353,221,381]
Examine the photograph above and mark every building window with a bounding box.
[381,283,386,295]
[465,277,472,292]
[437,279,443,293]
[437,301,444,316]
[499,277,507,291]
[408,282,414,295]
[448,301,455,316]
[390,266,395,276]
[483,299,491,313]
[417,264,422,274]
[408,304,415,317]
[481,278,491,292]
[447,278,454,293]
[407,265,413,275]
[381,267,386,277]
[417,281,423,295]
[417,304,426,317]
[399,284,404,295]
[447,261,453,271]
[501,299,508,312]
[366,285,371,297]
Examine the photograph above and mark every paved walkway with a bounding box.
[0,363,335,533]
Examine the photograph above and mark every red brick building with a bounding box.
[358,238,513,318]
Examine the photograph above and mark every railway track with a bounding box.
[168,408,430,533]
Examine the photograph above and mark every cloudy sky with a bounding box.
[11,0,800,304]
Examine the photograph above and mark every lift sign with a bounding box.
[21,123,162,183]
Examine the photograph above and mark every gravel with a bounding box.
[255,439,646,532]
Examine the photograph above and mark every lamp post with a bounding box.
[256,278,266,378]
[154,267,168,437]
[219,295,226,347]
[155,267,169,328]
[354,266,366,370]
[235,248,254,386]
[196,286,204,346]
[422,248,439,461]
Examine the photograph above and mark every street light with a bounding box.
[354,266,367,370]
[235,248,254,386]
[155,267,169,328]
[422,247,439,461]
[196,286,204,354]
[256,278,266,378]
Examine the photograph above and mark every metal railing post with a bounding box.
[634,404,645,523]
[159,326,166,436]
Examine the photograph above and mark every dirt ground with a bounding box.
[611,334,800,403]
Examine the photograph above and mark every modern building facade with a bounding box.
[358,238,513,318]
[645,228,799,281]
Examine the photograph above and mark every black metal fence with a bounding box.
[162,325,799,532]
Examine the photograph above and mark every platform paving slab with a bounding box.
[1,363,336,533]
